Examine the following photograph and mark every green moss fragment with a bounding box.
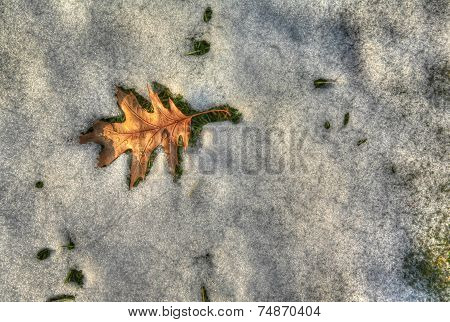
[324,121,331,129]
[203,6,213,22]
[36,248,52,260]
[357,138,367,146]
[47,294,75,302]
[314,78,335,88]
[439,182,450,193]
[35,181,44,188]
[343,112,350,127]
[133,177,143,187]
[404,245,449,301]
[174,138,184,182]
[62,235,75,250]
[186,40,210,56]
[102,113,125,123]
[65,269,84,287]
[201,285,209,302]
[145,150,158,176]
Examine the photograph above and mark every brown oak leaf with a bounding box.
[80,85,230,188]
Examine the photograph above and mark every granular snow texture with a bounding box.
[0,0,448,301]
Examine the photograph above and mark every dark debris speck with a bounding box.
[36,248,52,260]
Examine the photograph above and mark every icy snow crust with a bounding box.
[0,0,448,301]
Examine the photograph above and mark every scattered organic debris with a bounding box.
[314,78,335,88]
[357,138,367,146]
[36,248,52,260]
[102,113,125,123]
[324,121,331,129]
[62,234,75,250]
[201,285,209,302]
[391,165,396,174]
[80,83,241,188]
[47,294,75,302]
[35,181,44,188]
[439,181,450,193]
[404,240,449,301]
[65,269,84,287]
[343,112,350,127]
[186,40,210,56]
[203,6,213,22]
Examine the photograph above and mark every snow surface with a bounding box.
[0,0,448,301]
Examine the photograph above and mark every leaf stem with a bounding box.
[190,109,230,119]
